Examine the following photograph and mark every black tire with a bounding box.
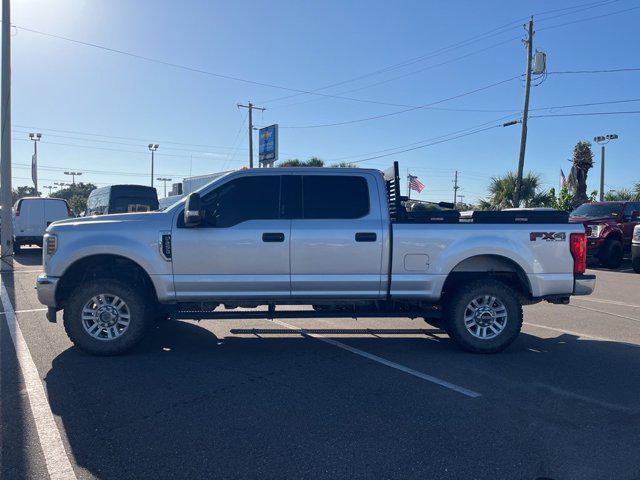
[444,279,523,354]
[598,239,623,269]
[633,255,640,273]
[63,279,153,355]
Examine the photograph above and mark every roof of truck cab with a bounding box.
[239,167,381,175]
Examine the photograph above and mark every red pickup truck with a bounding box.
[569,201,640,269]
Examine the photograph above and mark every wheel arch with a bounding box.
[442,254,532,300]
[56,254,158,308]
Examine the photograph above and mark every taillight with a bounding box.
[570,232,587,274]
[15,203,20,216]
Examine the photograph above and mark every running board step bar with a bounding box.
[172,308,441,321]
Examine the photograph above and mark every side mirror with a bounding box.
[184,192,202,227]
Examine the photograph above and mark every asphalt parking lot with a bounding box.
[1,250,640,480]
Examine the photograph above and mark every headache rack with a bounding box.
[383,161,568,224]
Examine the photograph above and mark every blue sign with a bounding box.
[259,124,278,164]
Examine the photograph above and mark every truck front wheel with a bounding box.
[63,279,153,355]
[598,238,623,269]
[445,280,523,354]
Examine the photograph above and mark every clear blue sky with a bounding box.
[8,0,640,202]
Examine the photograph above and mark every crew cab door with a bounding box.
[289,173,384,298]
[170,174,290,300]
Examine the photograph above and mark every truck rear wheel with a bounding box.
[599,239,623,269]
[445,279,522,354]
[63,279,153,355]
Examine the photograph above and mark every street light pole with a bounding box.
[148,144,159,187]
[64,171,82,185]
[594,134,619,201]
[1,0,14,269]
[156,177,172,197]
[29,132,41,194]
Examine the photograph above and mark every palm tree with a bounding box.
[482,172,551,209]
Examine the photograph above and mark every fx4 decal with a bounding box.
[530,232,566,242]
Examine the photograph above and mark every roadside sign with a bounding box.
[259,124,278,164]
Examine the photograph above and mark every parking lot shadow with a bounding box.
[12,248,42,268]
[43,318,640,479]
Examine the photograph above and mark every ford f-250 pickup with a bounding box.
[36,163,595,356]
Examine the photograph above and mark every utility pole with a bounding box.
[148,144,159,187]
[29,132,41,194]
[156,177,172,197]
[514,17,534,208]
[64,171,82,185]
[1,0,13,270]
[237,102,266,168]
[594,134,619,201]
[453,170,460,205]
[43,185,54,196]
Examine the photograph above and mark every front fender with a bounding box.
[47,233,171,278]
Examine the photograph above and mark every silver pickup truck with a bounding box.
[37,163,595,355]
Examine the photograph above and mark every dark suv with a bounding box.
[569,201,640,269]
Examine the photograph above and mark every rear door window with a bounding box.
[302,175,369,219]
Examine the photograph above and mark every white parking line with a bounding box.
[569,304,640,324]
[0,279,77,480]
[524,322,640,348]
[272,319,481,398]
[0,307,47,315]
[573,297,640,309]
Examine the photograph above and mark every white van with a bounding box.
[13,197,74,252]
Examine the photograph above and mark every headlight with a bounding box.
[45,234,57,256]
[587,224,602,238]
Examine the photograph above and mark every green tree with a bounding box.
[12,185,40,204]
[549,186,574,211]
[279,157,325,167]
[50,182,97,203]
[330,162,358,168]
[68,194,87,214]
[604,188,635,201]
[481,171,552,209]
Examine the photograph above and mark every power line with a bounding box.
[261,0,622,105]
[327,114,517,162]
[351,124,503,164]
[530,110,640,118]
[279,75,522,129]
[12,124,312,158]
[547,67,640,75]
[272,37,521,111]
[536,5,640,32]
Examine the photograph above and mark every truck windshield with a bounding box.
[570,203,623,218]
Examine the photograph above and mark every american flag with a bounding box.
[408,174,424,193]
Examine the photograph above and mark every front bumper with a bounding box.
[632,243,640,259]
[36,274,59,308]
[573,274,596,296]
